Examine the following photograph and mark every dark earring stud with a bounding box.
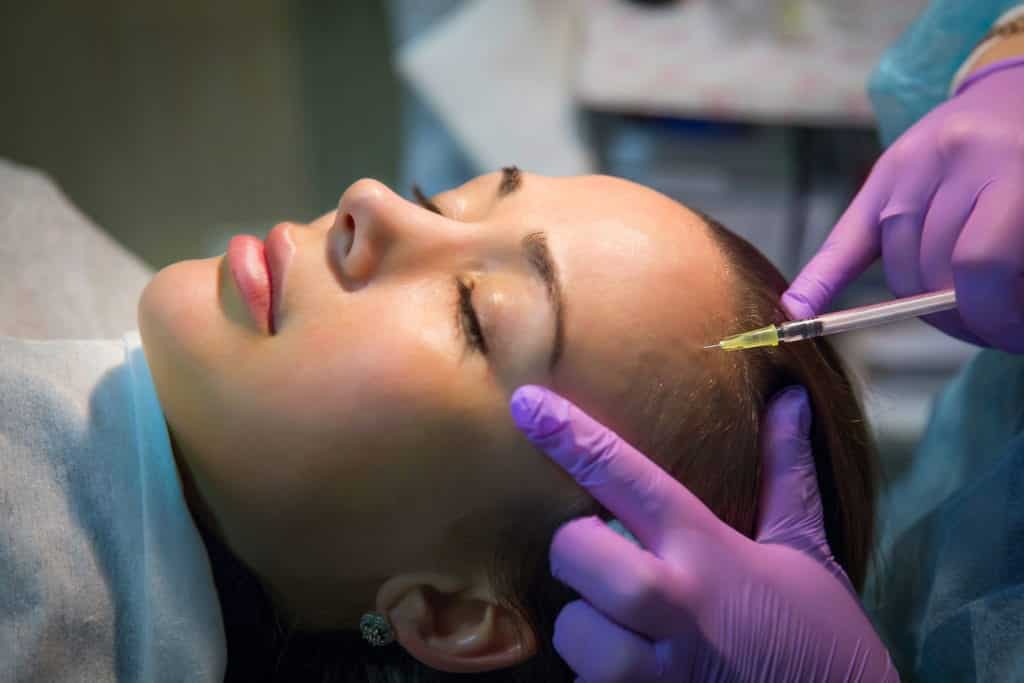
[360,612,395,646]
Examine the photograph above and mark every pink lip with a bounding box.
[227,235,272,334]
[226,224,295,335]
[227,225,295,335]
[264,223,295,333]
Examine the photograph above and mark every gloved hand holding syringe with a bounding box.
[705,287,958,351]
[509,7,1024,682]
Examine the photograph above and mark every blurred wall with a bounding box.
[0,1,399,269]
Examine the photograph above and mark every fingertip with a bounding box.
[550,515,604,581]
[510,384,542,424]
[781,289,817,321]
[757,385,825,545]
[510,385,561,437]
[771,385,811,436]
[763,386,814,475]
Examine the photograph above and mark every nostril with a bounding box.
[340,213,355,256]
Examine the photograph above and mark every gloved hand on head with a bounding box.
[784,57,1024,353]
[510,384,897,683]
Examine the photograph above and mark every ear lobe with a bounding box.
[377,573,537,673]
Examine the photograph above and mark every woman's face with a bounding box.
[139,170,730,621]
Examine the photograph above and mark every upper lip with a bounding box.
[264,223,296,334]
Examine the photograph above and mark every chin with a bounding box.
[138,257,231,377]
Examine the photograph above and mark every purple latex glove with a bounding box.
[784,57,1024,353]
[510,385,897,683]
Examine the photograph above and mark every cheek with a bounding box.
[189,333,467,540]
[257,289,473,446]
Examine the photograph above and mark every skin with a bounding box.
[138,171,732,659]
[968,31,1024,73]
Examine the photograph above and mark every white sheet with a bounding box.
[0,333,226,682]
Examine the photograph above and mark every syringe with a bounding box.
[705,288,958,351]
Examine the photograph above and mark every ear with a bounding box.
[376,572,537,673]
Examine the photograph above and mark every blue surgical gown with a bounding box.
[867,351,1024,681]
[865,2,1024,679]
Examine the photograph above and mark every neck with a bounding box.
[167,427,227,544]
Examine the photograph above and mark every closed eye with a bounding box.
[456,277,488,355]
[413,184,489,356]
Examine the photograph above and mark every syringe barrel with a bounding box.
[788,288,958,339]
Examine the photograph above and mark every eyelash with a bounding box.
[412,184,442,215]
[456,277,488,354]
[413,184,489,356]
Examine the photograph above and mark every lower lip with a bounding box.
[227,235,272,335]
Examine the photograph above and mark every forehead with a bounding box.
[494,173,734,422]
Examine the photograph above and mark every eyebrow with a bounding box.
[521,231,565,372]
[497,168,563,372]
[498,166,522,196]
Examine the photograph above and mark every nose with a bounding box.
[329,178,451,286]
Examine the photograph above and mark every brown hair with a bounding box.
[200,215,877,681]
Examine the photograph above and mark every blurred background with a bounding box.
[1,1,400,265]
[0,0,978,478]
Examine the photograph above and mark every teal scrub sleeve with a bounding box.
[868,0,1023,145]
[867,350,1024,681]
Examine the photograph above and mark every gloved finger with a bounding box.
[755,387,854,591]
[914,181,989,345]
[510,385,718,551]
[952,176,1024,353]
[876,141,941,225]
[875,141,945,296]
[755,388,823,552]
[919,181,973,292]
[782,178,890,320]
[880,212,925,298]
[783,132,944,319]
[549,516,694,640]
[553,599,661,683]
